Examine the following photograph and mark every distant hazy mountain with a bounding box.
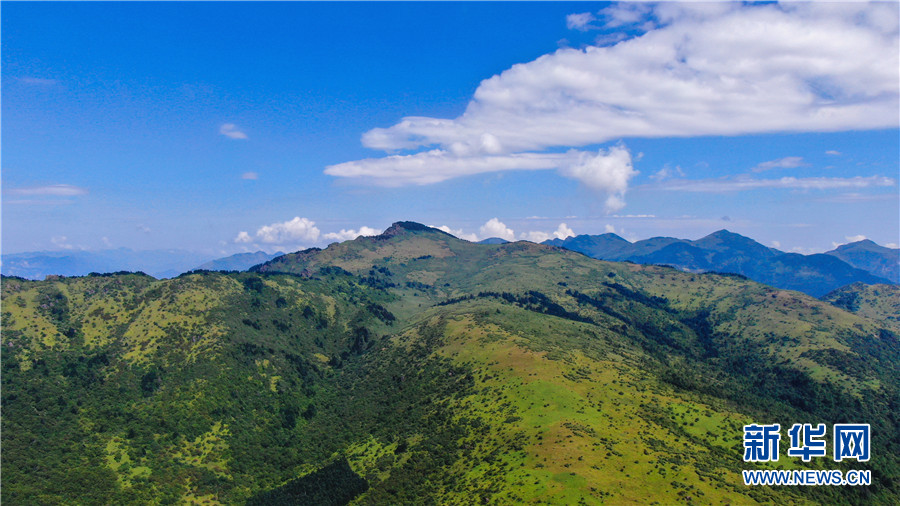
[825,239,899,283]
[477,237,509,245]
[545,229,893,296]
[195,251,284,272]
[1,248,213,280]
[544,233,634,259]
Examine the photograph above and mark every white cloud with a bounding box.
[327,2,897,213]
[359,3,897,155]
[826,150,842,156]
[521,230,550,243]
[751,156,807,173]
[655,175,895,193]
[323,226,380,242]
[433,225,479,242]
[137,224,151,233]
[8,184,88,196]
[327,146,638,210]
[605,224,616,234]
[558,146,637,212]
[566,12,596,31]
[772,240,782,249]
[554,223,575,239]
[326,150,566,186]
[234,231,252,243]
[220,123,248,140]
[521,223,575,243]
[251,217,320,245]
[241,172,258,180]
[886,243,899,249]
[480,218,516,241]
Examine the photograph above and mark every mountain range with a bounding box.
[0,248,213,280]
[544,230,898,297]
[195,251,284,272]
[4,221,899,504]
[4,231,894,300]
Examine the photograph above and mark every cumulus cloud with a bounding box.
[241,172,258,180]
[325,2,897,213]
[433,225,479,242]
[322,226,380,242]
[566,12,597,31]
[558,145,637,212]
[555,223,575,239]
[236,217,320,245]
[235,219,381,246]
[8,184,88,196]
[480,218,516,241]
[826,150,842,156]
[655,175,895,193]
[521,231,550,243]
[521,223,575,243]
[220,123,248,140]
[751,156,808,173]
[605,224,616,234]
[886,243,899,249]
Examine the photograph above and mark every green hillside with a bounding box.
[3,223,899,504]
[823,283,900,333]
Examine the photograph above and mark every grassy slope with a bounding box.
[822,283,900,333]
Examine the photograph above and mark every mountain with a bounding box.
[195,251,284,272]
[822,282,900,333]
[544,233,634,260]
[477,237,509,245]
[1,248,213,280]
[545,230,893,296]
[4,222,900,504]
[826,239,900,283]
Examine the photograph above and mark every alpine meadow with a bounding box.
[2,2,899,505]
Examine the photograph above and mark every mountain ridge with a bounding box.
[543,229,895,296]
[3,221,900,503]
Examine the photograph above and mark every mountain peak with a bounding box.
[378,221,454,239]
[835,239,879,250]
[704,229,741,240]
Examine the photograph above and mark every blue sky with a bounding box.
[3,1,898,256]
